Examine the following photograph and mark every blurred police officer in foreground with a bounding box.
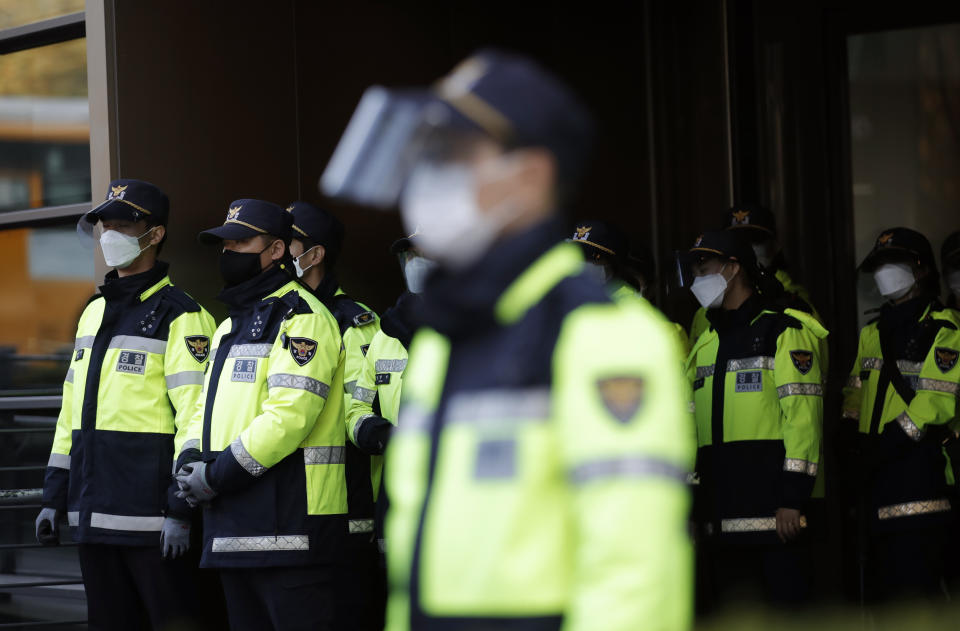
[322,48,694,631]
[286,200,384,630]
[175,200,346,630]
[840,227,960,602]
[38,179,216,630]
[570,219,690,354]
[944,230,960,310]
[685,230,826,609]
[689,204,821,345]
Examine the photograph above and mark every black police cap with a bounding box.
[689,230,757,269]
[568,220,628,264]
[198,199,293,245]
[287,201,345,266]
[859,227,937,273]
[723,203,776,238]
[85,179,169,225]
[942,230,960,269]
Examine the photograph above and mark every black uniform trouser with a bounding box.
[334,535,386,631]
[78,543,206,631]
[707,540,812,609]
[219,565,337,631]
[869,525,948,602]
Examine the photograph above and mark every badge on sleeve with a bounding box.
[790,350,813,375]
[289,338,318,366]
[184,336,211,363]
[935,347,959,373]
[597,376,646,423]
[360,344,370,357]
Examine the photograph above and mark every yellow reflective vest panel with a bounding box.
[685,299,826,541]
[385,242,695,631]
[840,303,960,529]
[42,264,215,545]
[179,272,347,568]
[610,281,691,357]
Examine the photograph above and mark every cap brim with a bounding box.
[726,224,775,237]
[84,198,141,224]
[568,238,616,257]
[858,246,918,272]
[390,237,413,254]
[198,223,263,245]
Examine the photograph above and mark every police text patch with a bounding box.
[935,347,959,374]
[231,359,258,382]
[289,338,317,366]
[790,350,813,375]
[735,371,763,393]
[185,336,210,363]
[75,349,84,361]
[375,373,391,386]
[116,351,146,375]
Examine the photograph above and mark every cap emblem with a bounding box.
[694,234,704,247]
[573,226,591,241]
[732,209,750,225]
[286,205,295,212]
[227,206,242,221]
[108,184,128,200]
[879,232,894,246]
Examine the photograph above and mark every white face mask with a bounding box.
[690,264,728,309]
[873,262,916,300]
[293,246,319,278]
[403,255,437,293]
[946,269,960,298]
[400,161,515,270]
[99,226,155,269]
[585,262,611,285]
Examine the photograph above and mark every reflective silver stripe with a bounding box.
[226,343,273,358]
[182,438,200,452]
[845,375,862,389]
[353,386,376,405]
[897,360,923,373]
[64,369,74,384]
[570,456,688,485]
[783,458,818,476]
[895,411,923,441]
[727,356,775,372]
[878,498,951,520]
[90,512,165,532]
[375,359,407,372]
[107,335,167,355]
[720,515,808,533]
[74,335,95,351]
[688,401,696,414]
[266,373,330,398]
[344,380,358,396]
[446,387,551,425]
[230,438,267,477]
[211,535,310,553]
[67,511,79,527]
[862,357,883,371]
[842,409,860,420]
[304,446,346,465]
[209,348,218,365]
[165,370,204,389]
[396,403,431,433]
[917,378,960,396]
[696,365,714,379]
[47,453,70,470]
[353,414,376,444]
[776,383,824,398]
[349,519,375,534]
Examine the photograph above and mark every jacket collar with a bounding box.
[310,271,340,305]
[217,265,293,313]
[706,293,767,332]
[99,261,170,305]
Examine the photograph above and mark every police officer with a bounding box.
[840,227,960,601]
[36,179,216,630]
[685,230,826,608]
[286,200,383,630]
[689,204,821,345]
[175,200,346,630]
[944,230,960,310]
[322,49,695,630]
[570,219,690,354]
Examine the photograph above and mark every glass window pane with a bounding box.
[0,223,94,395]
[0,0,84,30]
[848,24,960,327]
[0,37,90,212]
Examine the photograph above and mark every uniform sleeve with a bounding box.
[689,307,709,344]
[206,311,342,494]
[554,302,695,631]
[42,357,76,512]
[346,333,380,446]
[775,323,826,510]
[164,308,216,517]
[894,325,960,440]
[841,330,865,422]
[673,322,691,358]
[175,319,229,471]
[343,323,381,443]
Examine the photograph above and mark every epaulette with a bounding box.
[330,294,377,337]
[84,293,103,307]
[158,285,202,313]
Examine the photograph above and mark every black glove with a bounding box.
[35,508,61,546]
[356,415,393,455]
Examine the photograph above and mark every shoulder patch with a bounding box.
[353,311,376,327]
[184,336,210,362]
[790,350,814,375]
[597,376,645,423]
[289,337,318,366]
[360,344,370,357]
[935,347,958,374]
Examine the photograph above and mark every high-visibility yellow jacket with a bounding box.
[386,231,694,631]
[42,262,215,545]
[610,281,691,356]
[178,267,347,568]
